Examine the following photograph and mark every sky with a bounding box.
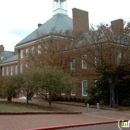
[0,0,130,51]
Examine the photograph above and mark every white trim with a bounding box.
[2,68,4,76]
[11,66,14,75]
[70,58,75,70]
[6,67,9,76]
[82,55,87,69]
[82,80,87,96]
[0,61,18,66]
[71,82,76,96]
[15,66,18,75]
[15,35,71,49]
[21,50,24,58]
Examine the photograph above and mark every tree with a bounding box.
[21,68,40,104]
[2,75,22,102]
[77,22,130,107]
[25,31,76,71]
[36,66,76,107]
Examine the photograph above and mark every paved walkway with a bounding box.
[0,98,129,130]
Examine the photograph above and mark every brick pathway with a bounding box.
[0,98,129,130]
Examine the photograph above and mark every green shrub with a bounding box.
[77,98,81,102]
[69,97,73,102]
[73,97,77,102]
[81,98,85,103]
[84,98,96,105]
[121,99,130,106]
[64,97,69,101]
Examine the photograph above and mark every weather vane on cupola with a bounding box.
[53,0,67,15]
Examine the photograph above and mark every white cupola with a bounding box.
[53,0,67,15]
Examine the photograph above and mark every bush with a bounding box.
[84,98,96,105]
[69,97,73,102]
[81,98,85,103]
[64,97,69,101]
[77,98,81,102]
[73,97,77,102]
[121,99,130,106]
[56,96,64,101]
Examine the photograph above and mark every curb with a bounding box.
[0,111,82,115]
[24,120,118,130]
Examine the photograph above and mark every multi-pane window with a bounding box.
[21,50,24,58]
[32,47,35,55]
[26,48,29,56]
[2,68,4,76]
[38,45,41,54]
[82,55,87,69]
[71,82,76,96]
[6,67,9,76]
[20,64,23,74]
[15,66,18,75]
[70,58,75,70]
[82,80,87,96]
[11,66,13,75]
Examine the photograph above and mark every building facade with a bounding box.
[0,0,125,98]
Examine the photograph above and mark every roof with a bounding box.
[0,54,18,64]
[0,51,15,62]
[16,13,73,47]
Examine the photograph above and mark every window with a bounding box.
[26,63,28,68]
[26,48,29,56]
[61,90,65,95]
[38,45,41,54]
[6,67,9,76]
[2,68,4,76]
[21,50,24,58]
[82,55,87,69]
[70,58,75,70]
[32,47,35,55]
[71,82,76,96]
[20,64,23,74]
[11,66,13,75]
[82,80,87,96]
[15,66,18,75]
[95,80,98,87]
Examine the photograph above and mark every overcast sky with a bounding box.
[0,0,130,51]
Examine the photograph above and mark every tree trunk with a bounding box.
[7,96,12,102]
[26,94,29,104]
[48,93,52,107]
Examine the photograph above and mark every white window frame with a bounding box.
[2,68,4,76]
[82,55,87,69]
[15,66,18,75]
[70,58,75,70]
[38,45,41,54]
[6,67,9,76]
[20,64,23,74]
[21,50,24,58]
[71,82,76,96]
[26,48,29,56]
[82,80,87,96]
[32,47,35,55]
[11,66,13,75]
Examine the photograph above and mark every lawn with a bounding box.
[0,102,60,112]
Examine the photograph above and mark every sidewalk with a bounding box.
[0,98,129,130]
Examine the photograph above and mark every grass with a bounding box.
[0,101,62,112]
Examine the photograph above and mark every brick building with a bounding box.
[0,0,124,98]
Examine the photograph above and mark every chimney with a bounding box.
[38,23,42,28]
[111,19,124,35]
[0,45,4,52]
[72,8,89,34]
